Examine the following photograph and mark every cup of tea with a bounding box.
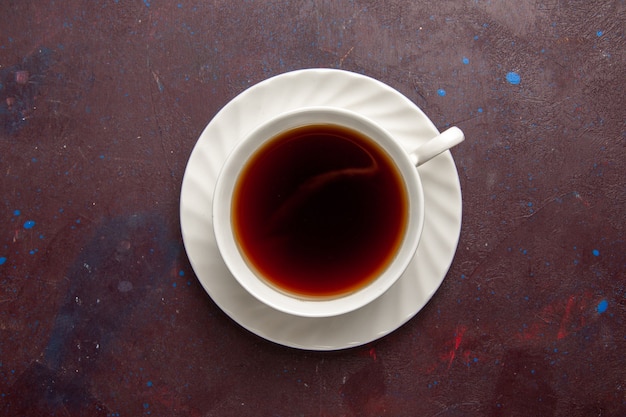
[213,107,463,317]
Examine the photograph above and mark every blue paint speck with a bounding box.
[13,210,20,216]
[477,107,483,113]
[143,0,150,7]
[143,403,150,409]
[437,88,446,97]
[178,270,185,276]
[147,381,153,387]
[506,71,521,85]
[592,249,600,257]
[596,30,603,37]
[597,299,608,313]
[23,220,36,229]
[0,257,6,265]
[462,57,470,65]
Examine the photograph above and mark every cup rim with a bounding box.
[213,107,425,317]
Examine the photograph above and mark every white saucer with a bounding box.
[180,69,462,350]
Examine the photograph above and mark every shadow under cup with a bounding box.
[213,108,424,317]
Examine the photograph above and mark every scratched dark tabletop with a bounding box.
[1,1,625,416]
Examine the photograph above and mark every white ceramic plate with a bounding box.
[180,69,462,350]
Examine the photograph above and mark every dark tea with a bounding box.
[232,124,408,298]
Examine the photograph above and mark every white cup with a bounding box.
[213,107,463,317]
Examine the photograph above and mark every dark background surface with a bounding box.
[1,1,625,416]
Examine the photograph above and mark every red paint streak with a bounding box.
[515,292,595,343]
[557,295,576,339]
[447,325,467,369]
[453,326,466,350]
[369,347,377,361]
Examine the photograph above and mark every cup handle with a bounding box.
[410,126,464,167]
